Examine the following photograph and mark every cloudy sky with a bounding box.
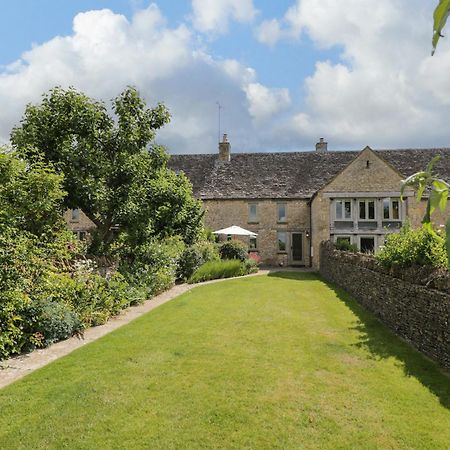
[0,0,448,154]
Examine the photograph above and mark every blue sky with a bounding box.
[0,1,447,153]
[0,1,339,100]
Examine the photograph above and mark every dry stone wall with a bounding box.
[320,241,450,372]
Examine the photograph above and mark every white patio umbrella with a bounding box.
[213,225,258,237]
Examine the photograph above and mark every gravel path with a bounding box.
[0,269,306,389]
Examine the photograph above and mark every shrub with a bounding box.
[178,241,220,281]
[119,236,185,298]
[189,260,243,283]
[0,229,48,359]
[189,258,258,284]
[219,240,248,261]
[376,224,447,269]
[64,271,143,327]
[22,300,83,349]
[0,291,30,360]
[239,258,259,275]
[0,227,146,359]
[334,240,358,253]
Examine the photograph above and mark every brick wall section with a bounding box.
[319,241,450,372]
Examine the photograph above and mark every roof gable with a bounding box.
[321,147,404,193]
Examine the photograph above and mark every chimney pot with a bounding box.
[219,133,231,161]
[316,138,328,152]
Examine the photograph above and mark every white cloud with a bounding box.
[244,83,291,123]
[0,4,290,154]
[257,0,450,149]
[191,0,257,34]
[255,19,285,47]
[255,1,302,46]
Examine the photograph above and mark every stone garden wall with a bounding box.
[320,241,450,372]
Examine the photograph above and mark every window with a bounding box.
[248,203,258,223]
[359,200,376,220]
[335,200,352,220]
[383,198,401,220]
[277,231,287,252]
[392,200,400,220]
[360,237,375,253]
[249,237,257,250]
[71,208,80,221]
[277,203,287,222]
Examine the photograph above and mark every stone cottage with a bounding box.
[168,135,450,268]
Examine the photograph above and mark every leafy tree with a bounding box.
[11,87,203,250]
[432,0,450,55]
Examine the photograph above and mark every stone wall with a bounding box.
[203,199,311,266]
[319,241,450,371]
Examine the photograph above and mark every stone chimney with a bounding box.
[315,137,328,153]
[219,133,231,161]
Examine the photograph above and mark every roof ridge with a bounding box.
[170,147,450,157]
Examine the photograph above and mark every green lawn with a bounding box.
[1,272,449,449]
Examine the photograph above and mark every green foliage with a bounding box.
[0,150,151,360]
[11,87,203,250]
[119,236,185,298]
[0,224,145,359]
[0,118,203,361]
[177,241,220,281]
[118,166,204,249]
[0,151,67,238]
[432,1,450,55]
[334,240,358,253]
[239,258,259,275]
[0,156,76,359]
[219,240,248,262]
[22,299,82,349]
[376,224,447,269]
[62,271,138,327]
[188,258,257,284]
[400,156,450,269]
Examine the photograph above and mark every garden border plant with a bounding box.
[1,86,207,362]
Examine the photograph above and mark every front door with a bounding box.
[291,232,304,265]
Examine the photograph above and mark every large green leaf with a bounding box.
[433,0,450,55]
[432,179,449,211]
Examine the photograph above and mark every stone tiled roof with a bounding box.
[168,148,450,200]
